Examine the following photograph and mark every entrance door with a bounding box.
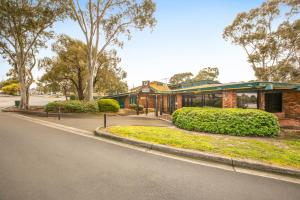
[265,93,282,113]
[118,98,125,109]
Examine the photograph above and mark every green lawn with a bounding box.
[106,126,300,169]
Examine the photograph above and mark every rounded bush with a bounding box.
[98,99,120,112]
[172,107,280,137]
[2,83,20,95]
[45,100,98,113]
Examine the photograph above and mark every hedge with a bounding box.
[172,107,280,137]
[45,100,98,113]
[98,99,120,112]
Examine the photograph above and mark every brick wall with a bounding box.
[283,91,300,119]
[163,95,168,112]
[222,90,237,108]
[176,94,182,109]
[257,91,265,110]
[124,96,130,108]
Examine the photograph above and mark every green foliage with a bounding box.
[98,99,120,112]
[1,83,20,95]
[70,94,77,100]
[193,67,219,81]
[172,107,280,137]
[0,78,18,89]
[129,104,144,111]
[223,0,300,82]
[169,72,193,85]
[45,100,98,113]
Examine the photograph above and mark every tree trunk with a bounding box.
[25,87,30,110]
[77,66,85,101]
[87,46,94,101]
[18,61,27,110]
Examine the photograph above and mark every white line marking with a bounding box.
[8,112,300,185]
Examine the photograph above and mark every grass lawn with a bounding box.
[106,126,300,169]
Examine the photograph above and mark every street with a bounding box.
[0,112,300,200]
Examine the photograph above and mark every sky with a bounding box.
[0,0,266,89]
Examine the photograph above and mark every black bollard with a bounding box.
[104,114,107,128]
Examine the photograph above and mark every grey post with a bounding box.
[104,114,107,128]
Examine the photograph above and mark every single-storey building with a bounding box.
[104,80,300,119]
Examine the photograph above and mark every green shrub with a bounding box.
[172,107,280,137]
[98,99,120,112]
[1,83,20,95]
[45,100,98,113]
[70,94,77,100]
[129,103,144,111]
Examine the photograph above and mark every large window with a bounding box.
[237,92,258,109]
[265,92,282,113]
[204,93,222,107]
[182,93,222,108]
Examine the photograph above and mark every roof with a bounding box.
[129,81,170,93]
[103,80,300,98]
[172,81,300,93]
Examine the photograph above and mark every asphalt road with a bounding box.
[0,112,300,200]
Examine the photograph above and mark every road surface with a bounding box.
[0,112,299,200]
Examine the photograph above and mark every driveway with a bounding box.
[0,112,300,200]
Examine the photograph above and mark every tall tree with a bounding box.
[0,0,67,109]
[223,0,300,82]
[169,72,193,85]
[194,67,219,81]
[68,0,156,101]
[40,35,127,99]
[40,35,89,100]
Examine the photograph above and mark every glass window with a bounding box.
[204,93,222,108]
[130,95,137,104]
[265,93,282,113]
[182,93,221,108]
[237,92,258,109]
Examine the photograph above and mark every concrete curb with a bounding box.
[95,129,300,178]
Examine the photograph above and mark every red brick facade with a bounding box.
[283,91,300,119]
[176,94,182,109]
[222,90,237,108]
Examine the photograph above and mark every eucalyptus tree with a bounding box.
[223,0,300,82]
[169,72,193,85]
[194,67,219,81]
[0,0,67,109]
[68,0,156,101]
[40,35,127,99]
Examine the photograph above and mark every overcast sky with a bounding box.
[0,0,265,88]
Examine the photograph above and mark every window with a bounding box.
[182,93,222,108]
[204,93,222,107]
[237,92,258,109]
[130,95,137,104]
[265,93,282,113]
